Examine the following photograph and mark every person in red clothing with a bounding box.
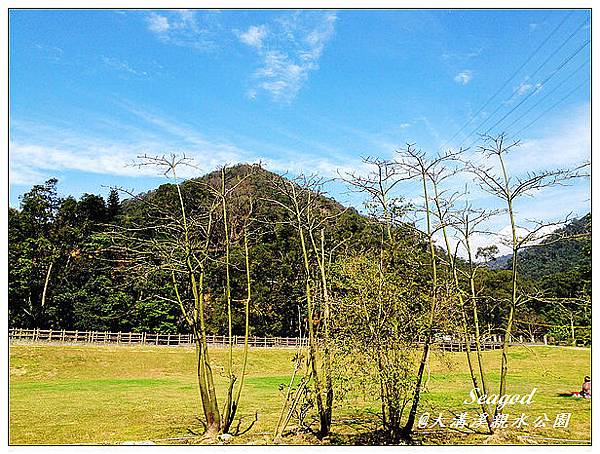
[581,376,591,398]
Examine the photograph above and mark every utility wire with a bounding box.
[502,58,589,135]
[512,76,589,138]
[464,38,590,150]
[457,15,590,149]
[441,11,574,150]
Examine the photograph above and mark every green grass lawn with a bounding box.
[9,343,591,445]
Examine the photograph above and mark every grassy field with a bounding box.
[9,342,591,445]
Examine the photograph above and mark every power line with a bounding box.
[522,16,589,83]
[512,76,589,138]
[502,58,589,135]
[464,38,590,149]
[441,11,574,150]
[456,15,590,149]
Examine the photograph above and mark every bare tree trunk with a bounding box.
[40,260,54,308]
[298,222,327,437]
[496,153,518,414]
[309,228,334,434]
[431,182,493,433]
[405,170,436,437]
[228,230,253,432]
[221,169,237,432]
[172,165,222,435]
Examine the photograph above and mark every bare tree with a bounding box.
[267,173,338,438]
[466,133,586,415]
[106,156,254,438]
[394,145,464,436]
[341,156,425,442]
[450,203,504,431]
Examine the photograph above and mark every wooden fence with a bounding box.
[8,328,308,348]
[9,328,549,350]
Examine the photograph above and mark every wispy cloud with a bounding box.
[9,132,244,185]
[33,43,64,63]
[508,103,590,172]
[101,56,150,78]
[9,105,251,185]
[514,81,542,97]
[442,48,482,62]
[143,10,336,102]
[454,70,473,85]
[237,25,268,49]
[9,103,364,187]
[147,13,170,34]
[240,11,337,102]
[145,10,222,51]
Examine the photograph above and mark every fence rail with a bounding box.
[8,328,310,348]
[8,328,548,350]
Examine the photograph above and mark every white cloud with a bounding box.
[517,83,532,96]
[441,49,482,61]
[238,25,268,49]
[147,13,170,34]
[145,10,221,51]
[515,81,542,97]
[8,108,252,186]
[244,11,337,102]
[143,11,336,101]
[507,103,590,172]
[454,70,473,85]
[101,56,149,78]
[9,105,365,189]
[8,133,244,185]
[33,43,64,63]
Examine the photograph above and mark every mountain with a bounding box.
[487,213,591,295]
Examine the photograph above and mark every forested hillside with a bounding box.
[8,164,590,344]
[9,165,392,336]
[490,213,591,296]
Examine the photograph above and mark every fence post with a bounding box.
[543,335,548,345]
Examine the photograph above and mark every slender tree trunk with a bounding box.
[432,183,492,433]
[496,153,518,415]
[467,260,489,400]
[309,228,334,434]
[405,169,436,436]
[227,229,253,433]
[41,260,54,308]
[173,168,221,435]
[293,187,327,437]
[221,169,237,432]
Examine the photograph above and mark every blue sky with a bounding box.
[9,9,591,253]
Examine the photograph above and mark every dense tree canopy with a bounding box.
[8,165,591,344]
